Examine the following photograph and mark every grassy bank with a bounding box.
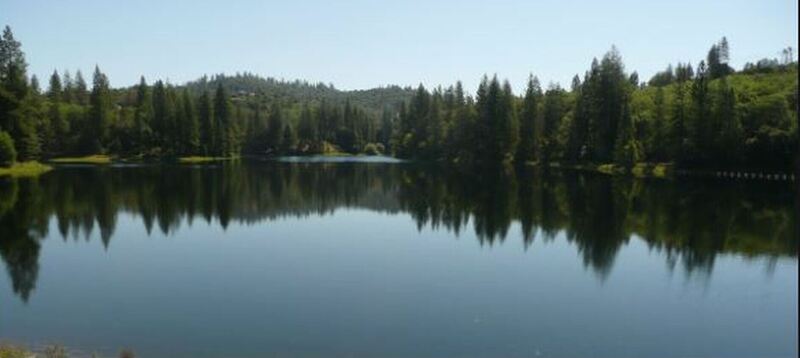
[0,161,53,177]
[177,156,236,163]
[49,155,112,165]
[537,162,676,178]
[540,161,796,181]
[47,155,241,165]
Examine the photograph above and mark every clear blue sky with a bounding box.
[2,0,797,92]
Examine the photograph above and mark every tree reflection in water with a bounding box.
[0,161,796,302]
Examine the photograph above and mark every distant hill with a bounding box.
[183,72,415,113]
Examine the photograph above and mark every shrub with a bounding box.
[363,142,384,156]
[0,344,30,358]
[0,131,17,167]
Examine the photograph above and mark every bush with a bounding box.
[362,142,384,156]
[0,344,30,358]
[0,131,17,167]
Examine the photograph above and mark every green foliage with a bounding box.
[0,130,17,166]
[0,344,30,358]
[362,142,384,155]
[540,84,566,162]
[0,161,51,177]
[0,25,794,171]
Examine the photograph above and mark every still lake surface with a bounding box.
[0,158,797,358]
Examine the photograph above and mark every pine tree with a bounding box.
[280,124,296,153]
[427,90,444,159]
[714,77,740,166]
[499,80,519,162]
[567,73,591,161]
[44,70,66,155]
[378,106,392,149]
[134,76,153,152]
[648,86,668,161]
[88,65,112,153]
[213,83,231,156]
[74,70,88,105]
[613,94,641,165]
[0,25,40,160]
[48,70,62,102]
[297,103,316,144]
[515,74,540,163]
[267,103,283,153]
[689,61,711,165]
[61,70,74,103]
[181,88,199,155]
[589,46,628,162]
[29,75,40,95]
[669,80,688,161]
[197,91,214,156]
[707,37,732,79]
[540,84,565,162]
[151,80,170,151]
[0,26,27,83]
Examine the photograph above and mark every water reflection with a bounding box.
[0,161,796,302]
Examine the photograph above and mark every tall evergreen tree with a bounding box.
[267,103,284,153]
[88,65,112,153]
[648,86,668,161]
[44,70,65,155]
[197,91,214,155]
[47,70,62,102]
[689,61,711,165]
[515,75,541,163]
[280,124,296,153]
[713,77,740,166]
[151,80,170,150]
[134,76,153,152]
[540,84,565,162]
[61,70,74,104]
[613,94,641,165]
[181,88,199,155]
[74,70,88,105]
[0,25,39,160]
[589,47,627,162]
[213,83,231,156]
[567,73,591,161]
[29,75,40,95]
[297,103,316,143]
[378,106,392,149]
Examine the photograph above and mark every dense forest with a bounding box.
[1,162,795,302]
[0,25,797,170]
[392,41,797,170]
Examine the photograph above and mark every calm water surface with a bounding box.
[0,159,797,357]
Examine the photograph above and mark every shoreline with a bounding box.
[530,161,796,181]
[0,161,53,177]
[28,154,798,183]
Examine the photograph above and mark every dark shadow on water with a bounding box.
[0,160,796,302]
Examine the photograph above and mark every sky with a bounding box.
[1,0,797,93]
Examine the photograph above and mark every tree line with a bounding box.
[0,25,393,163]
[392,39,797,170]
[1,25,797,170]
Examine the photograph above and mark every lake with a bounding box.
[0,159,797,358]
